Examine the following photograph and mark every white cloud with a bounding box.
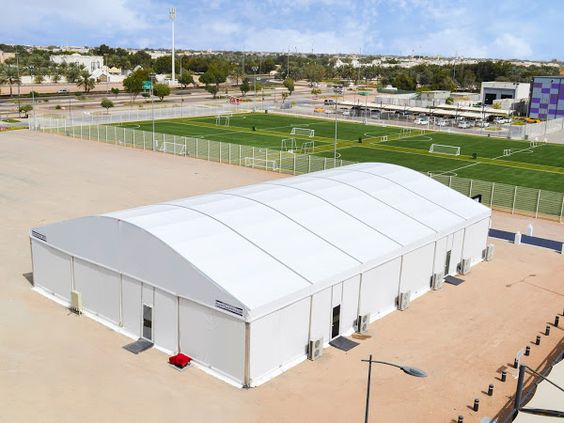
[492,33,533,59]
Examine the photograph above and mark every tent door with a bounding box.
[444,250,452,276]
[331,305,341,339]
[142,304,153,341]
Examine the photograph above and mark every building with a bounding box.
[480,81,530,105]
[419,90,451,102]
[528,76,564,120]
[50,54,103,74]
[30,163,491,387]
[0,50,16,64]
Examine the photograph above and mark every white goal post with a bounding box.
[243,157,278,170]
[281,138,297,151]
[159,141,186,155]
[429,144,461,156]
[302,141,315,154]
[215,115,231,126]
[290,127,315,137]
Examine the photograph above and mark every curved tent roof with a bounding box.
[32,163,490,320]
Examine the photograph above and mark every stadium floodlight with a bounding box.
[170,7,176,83]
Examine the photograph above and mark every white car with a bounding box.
[494,117,511,124]
[475,120,490,128]
[436,119,448,127]
[458,120,472,129]
[414,117,430,125]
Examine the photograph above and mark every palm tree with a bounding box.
[76,70,95,93]
[0,65,21,96]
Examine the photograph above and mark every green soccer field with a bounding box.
[115,112,564,193]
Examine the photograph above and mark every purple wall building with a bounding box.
[528,76,564,120]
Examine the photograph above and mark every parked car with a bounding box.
[458,120,472,129]
[342,110,350,116]
[414,116,430,125]
[323,99,336,106]
[494,116,511,124]
[475,120,490,128]
[436,119,448,127]
[57,89,69,94]
[314,107,325,113]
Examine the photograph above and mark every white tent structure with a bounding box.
[30,163,491,387]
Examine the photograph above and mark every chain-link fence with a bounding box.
[34,121,564,222]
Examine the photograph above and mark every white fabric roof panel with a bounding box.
[36,163,490,319]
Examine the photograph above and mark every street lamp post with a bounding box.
[252,66,258,112]
[150,73,156,151]
[28,65,36,130]
[361,355,427,423]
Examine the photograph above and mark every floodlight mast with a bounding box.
[170,7,176,84]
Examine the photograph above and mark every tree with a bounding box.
[303,63,325,84]
[204,84,219,98]
[240,78,250,96]
[0,65,21,96]
[110,87,120,97]
[76,70,95,92]
[65,63,83,83]
[230,65,244,86]
[199,61,228,98]
[19,103,33,117]
[283,78,295,95]
[178,71,194,88]
[153,83,170,101]
[33,72,44,84]
[311,88,321,96]
[123,68,150,101]
[100,98,114,112]
[281,92,289,102]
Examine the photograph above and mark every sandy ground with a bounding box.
[0,131,563,423]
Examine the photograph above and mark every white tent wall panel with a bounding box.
[154,289,178,353]
[122,276,142,338]
[331,283,343,307]
[309,287,332,343]
[462,218,490,265]
[339,275,361,335]
[73,259,121,325]
[398,243,435,300]
[142,284,154,307]
[249,298,310,384]
[179,298,245,384]
[31,241,72,301]
[358,258,401,321]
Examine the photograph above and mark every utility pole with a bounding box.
[170,7,176,84]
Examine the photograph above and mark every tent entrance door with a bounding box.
[331,305,341,339]
[142,304,153,341]
[444,250,452,276]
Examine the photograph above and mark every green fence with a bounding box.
[37,122,564,222]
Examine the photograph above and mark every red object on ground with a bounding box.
[169,353,192,368]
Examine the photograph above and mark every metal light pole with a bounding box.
[513,364,564,419]
[28,65,36,130]
[150,73,156,151]
[170,7,176,84]
[252,66,258,112]
[362,355,427,423]
[334,101,338,166]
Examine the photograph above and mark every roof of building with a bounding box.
[32,163,490,320]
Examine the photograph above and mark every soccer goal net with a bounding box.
[243,157,278,171]
[301,141,315,154]
[529,139,547,148]
[159,141,186,155]
[281,138,297,152]
[429,144,461,156]
[290,127,315,137]
[215,115,230,126]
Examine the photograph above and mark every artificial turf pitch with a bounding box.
[117,112,564,193]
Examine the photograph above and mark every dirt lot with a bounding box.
[0,131,562,423]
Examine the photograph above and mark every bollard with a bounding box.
[501,370,507,382]
[488,384,494,396]
[525,346,531,356]
[536,335,541,345]
[473,398,480,412]
[555,316,560,327]
[545,325,551,336]
[514,232,522,245]
[513,358,519,368]
[458,416,464,423]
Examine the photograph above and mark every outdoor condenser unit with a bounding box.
[356,314,370,333]
[70,290,82,314]
[308,338,323,361]
[397,291,411,311]
[431,272,445,290]
[458,258,471,275]
[484,244,495,261]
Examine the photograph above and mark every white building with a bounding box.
[30,163,491,387]
[481,81,531,105]
[50,54,104,74]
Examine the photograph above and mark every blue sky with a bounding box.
[2,0,562,60]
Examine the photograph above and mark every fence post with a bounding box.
[185,138,187,157]
[308,155,311,173]
[560,196,564,224]
[469,179,473,197]
[105,126,108,143]
[252,147,255,168]
[449,176,452,187]
[208,139,210,161]
[228,143,231,163]
[490,182,495,207]
[511,186,518,214]
[196,138,199,158]
[239,145,242,166]
[219,142,222,163]
[324,157,327,170]
[535,190,541,218]
[293,154,297,175]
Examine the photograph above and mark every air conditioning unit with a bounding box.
[397,291,411,311]
[308,338,323,361]
[458,258,471,275]
[484,244,495,261]
[431,272,445,290]
[70,290,82,314]
[356,314,370,333]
